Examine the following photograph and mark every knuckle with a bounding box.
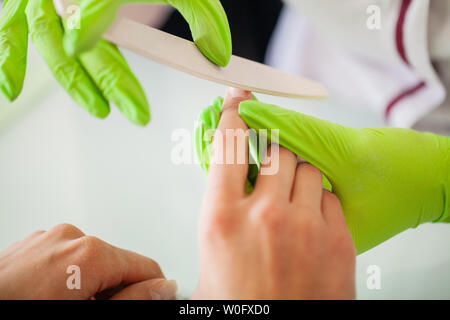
[252,200,285,230]
[148,259,163,275]
[203,206,237,238]
[298,163,322,179]
[58,236,108,271]
[48,223,81,239]
[51,223,74,233]
[325,191,342,207]
[76,236,105,257]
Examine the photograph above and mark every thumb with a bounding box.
[167,0,232,66]
[110,278,178,300]
[238,100,353,179]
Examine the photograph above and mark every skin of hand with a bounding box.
[0,0,231,126]
[193,88,356,300]
[0,223,177,300]
[235,100,450,254]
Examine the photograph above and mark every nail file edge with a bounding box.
[103,17,328,99]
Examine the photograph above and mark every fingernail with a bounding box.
[223,88,252,112]
[150,280,178,300]
[227,87,251,99]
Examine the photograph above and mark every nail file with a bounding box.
[103,17,328,99]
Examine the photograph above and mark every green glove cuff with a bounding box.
[438,136,450,223]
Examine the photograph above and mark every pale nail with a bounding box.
[150,279,178,300]
[227,87,251,99]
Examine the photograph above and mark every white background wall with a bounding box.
[0,46,449,299]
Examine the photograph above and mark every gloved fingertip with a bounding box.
[212,39,232,67]
[89,107,110,120]
[0,83,18,102]
[112,92,151,126]
[126,108,151,127]
[81,99,110,119]
[132,115,151,127]
[212,49,231,67]
[196,41,231,67]
[238,99,260,118]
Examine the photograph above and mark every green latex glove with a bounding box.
[0,0,231,126]
[195,98,450,254]
[239,101,450,254]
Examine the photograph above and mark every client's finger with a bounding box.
[253,145,298,201]
[110,278,177,300]
[207,88,253,200]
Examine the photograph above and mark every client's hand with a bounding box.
[0,224,177,300]
[193,88,356,300]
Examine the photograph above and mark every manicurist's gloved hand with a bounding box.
[0,0,231,126]
[193,88,356,300]
[237,100,450,254]
[196,93,449,254]
[0,223,177,299]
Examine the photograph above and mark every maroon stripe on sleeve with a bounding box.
[385,0,426,120]
[385,81,426,118]
[396,0,412,66]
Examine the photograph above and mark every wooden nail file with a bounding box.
[103,17,328,99]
